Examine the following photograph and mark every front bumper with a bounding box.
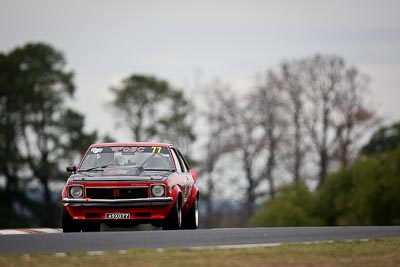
[62,197,173,207]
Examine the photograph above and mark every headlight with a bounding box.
[69,185,83,198]
[151,184,166,197]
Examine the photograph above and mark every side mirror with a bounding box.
[66,166,76,173]
[190,169,198,183]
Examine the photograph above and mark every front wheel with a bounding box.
[62,207,81,233]
[182,196,199,229]
[162,199,182,230]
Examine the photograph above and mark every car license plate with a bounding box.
[105,213,130,219]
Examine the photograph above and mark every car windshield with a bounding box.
[79,146,174,171]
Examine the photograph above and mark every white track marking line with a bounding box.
[0,228,62,235]
[0,230,29,235]
[188,243,283,250]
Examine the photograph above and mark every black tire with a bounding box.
[162,198,182,230]
[182,196,199,230]
[62,207,81,233]
[82,221,101,232]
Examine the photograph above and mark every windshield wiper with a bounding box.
[143,168,175,172]
[78,163,116,172]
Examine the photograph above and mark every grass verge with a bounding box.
[1,238,399,267]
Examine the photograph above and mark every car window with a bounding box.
[171,148,183,173]
[176,149,190,172]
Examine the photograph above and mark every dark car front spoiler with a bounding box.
[62,197,174,207]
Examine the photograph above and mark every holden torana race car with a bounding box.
[61,142,199,232]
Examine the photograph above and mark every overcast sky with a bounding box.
[1,0,400,141]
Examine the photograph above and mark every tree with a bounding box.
[59,109,98,166]
[205,84,272,221]
[194,54,378,227]
[299,54,377,187]
[0,42,97,226]
[199,81,235,228]
[302,54,345,187]
[154,90,196,153]
[316,147,400,226]
[251,71,287,198]
[332,67,378,167]
[279,60,308,183]
[221,92,265,220]
[250,182,322,227]
[110,74,195,150]
[0,52,25,209]
[361,122,400,155]
[12,43,70,204]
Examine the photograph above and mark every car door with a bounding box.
[170,148,188,203]
[174,148,193,204]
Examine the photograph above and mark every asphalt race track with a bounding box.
[0,226,399,255]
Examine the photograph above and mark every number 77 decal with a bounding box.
[151,146,162,153]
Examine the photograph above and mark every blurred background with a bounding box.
[1,0,399,228]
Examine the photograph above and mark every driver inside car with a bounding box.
[96,152,119,167]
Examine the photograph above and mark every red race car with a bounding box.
[61,142,199,232]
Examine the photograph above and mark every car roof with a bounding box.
[89,142,173,148]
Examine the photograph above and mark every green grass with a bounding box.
[1,238,399,267]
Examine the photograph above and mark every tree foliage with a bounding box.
[316,147,400,225]
[110,74,195,152]
[200,54,377,227]
[250,182,322,227]
[251,124,400,227]
[0,42,96,227]
[361,122,400,155]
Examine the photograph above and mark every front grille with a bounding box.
[86,187,148,199]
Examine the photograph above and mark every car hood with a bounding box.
[68,170,172,182]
